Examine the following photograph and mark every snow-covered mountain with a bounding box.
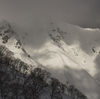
[0,18,100,99]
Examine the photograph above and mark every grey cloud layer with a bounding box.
[0,0,100,28]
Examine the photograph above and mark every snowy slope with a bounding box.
[0,18,100,99]
[0,21,38,69]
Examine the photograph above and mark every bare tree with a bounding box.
[22,68,50,99]
[50,77,63,99]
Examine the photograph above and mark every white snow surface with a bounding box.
[0,17,100,99]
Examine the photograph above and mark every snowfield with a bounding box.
[0,17,100,99]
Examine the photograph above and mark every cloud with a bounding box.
[0,0,100,28]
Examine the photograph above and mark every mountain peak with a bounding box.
[0,20,14,44]
[0,20,11,28]
[0,19,100,99]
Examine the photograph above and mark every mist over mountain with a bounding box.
[0,17,100,99]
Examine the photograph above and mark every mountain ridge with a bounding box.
[0,19,100,99]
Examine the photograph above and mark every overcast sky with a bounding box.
[0,0,100,28]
